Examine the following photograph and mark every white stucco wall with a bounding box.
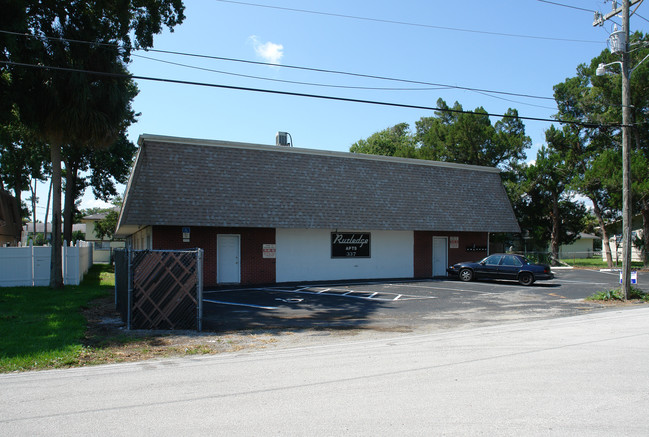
[276,229,414,283]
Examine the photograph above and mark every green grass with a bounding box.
[561,258,646,269]
[0,265,114,373]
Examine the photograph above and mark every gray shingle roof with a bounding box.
[116,135,520,235]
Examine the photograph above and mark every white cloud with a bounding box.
[248,35,284,64]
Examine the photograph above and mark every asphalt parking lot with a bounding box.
[202,269,648,332]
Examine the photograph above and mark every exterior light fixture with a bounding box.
[595,61,622,76]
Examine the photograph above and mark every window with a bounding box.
[483,255,502,265]
[501,255,522,267]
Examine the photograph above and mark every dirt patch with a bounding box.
[80,296,369,366]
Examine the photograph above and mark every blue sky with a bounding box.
[27,0,649,220]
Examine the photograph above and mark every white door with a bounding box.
[217,234,240,284]
[432,237,448,277]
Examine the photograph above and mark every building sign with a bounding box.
[263,244,276,259]
[182,227,190,243]
[450,236,459,249]
[466,244,487,252]
[331,233,370,258]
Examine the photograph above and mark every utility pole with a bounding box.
[594,0,633,300]
[620,0,632,301]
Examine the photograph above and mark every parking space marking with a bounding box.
[203,288,268,295]
[264,286,436,302]
[387,282,499,294]
[555,279,610,285]
[548,293,567,299]
[203,299,278,310]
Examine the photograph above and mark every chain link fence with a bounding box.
[115,248,204,331]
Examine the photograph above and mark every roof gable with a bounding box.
[117,135,520,235]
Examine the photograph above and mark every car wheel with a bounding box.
[459,268,473,282]
[518,272,534,286]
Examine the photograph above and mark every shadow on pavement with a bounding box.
[202,287,390,332]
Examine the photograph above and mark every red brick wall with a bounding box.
[414,231,489,278]
[152,226,276,287]
[152,227,489,284]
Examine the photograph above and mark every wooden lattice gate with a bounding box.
[115,249,204,331]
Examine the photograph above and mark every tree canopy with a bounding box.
[415,99,530,171]
[1,1,185,287]
[552,32,649,266]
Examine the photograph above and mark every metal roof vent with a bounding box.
[276,131,292,147]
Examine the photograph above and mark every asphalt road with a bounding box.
[202,268,648,332]
[2,307,648,436]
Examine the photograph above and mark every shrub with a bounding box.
[587,286,649,301]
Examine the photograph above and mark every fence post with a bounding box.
[127,248,132,330]
[63,240,68,285]
[197,248,204,332]
[30,241,35,287]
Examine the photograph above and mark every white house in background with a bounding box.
[557,233,601,259]
[21,222,86,245]
[601,214,644,263]
[81,210,125,263]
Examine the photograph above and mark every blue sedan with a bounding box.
[447,254,554,286]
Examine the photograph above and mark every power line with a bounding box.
[138,48,556,101]
[214,0,603,44]
[535,0,597,13]
[0,28,557,101]
[635,12,649,23]
[1,59,616,129]
[147,49,558,101]
[133,54,453,91]
[133,53,558,110]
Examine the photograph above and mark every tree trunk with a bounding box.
[590,197,613,268]
[11,168,22,215]
[49,144,63,289]
[44,179,52,242]
[550,191,560,265]
[30,179,37,239]
[63,158,78,244]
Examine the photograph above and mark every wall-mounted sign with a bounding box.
[182,227,190,243]
[450,236,459,249]
[466,245,487,252]
[263,244,276,259]
[331,233,370,258]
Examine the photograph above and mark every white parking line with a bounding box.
[203,288,267,295]
[557,279,610,285]
[268,287,437,302]
[389,282,499,294]
[203,299,278,310]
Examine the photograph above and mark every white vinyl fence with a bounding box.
[0,242,93,287]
